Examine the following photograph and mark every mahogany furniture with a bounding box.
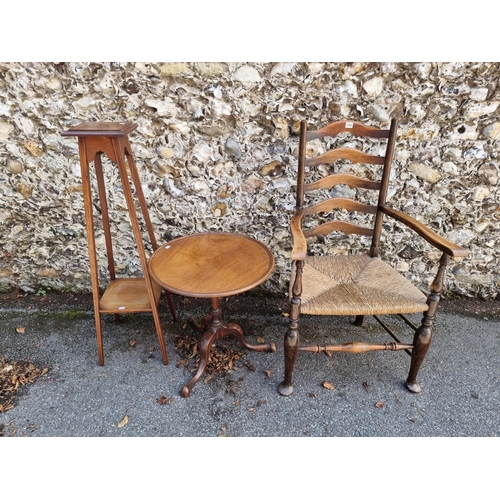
[149,231,276,397]
[61,122,176,366]
[279,118,469,396]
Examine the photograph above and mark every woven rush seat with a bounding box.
[291,255,429,316]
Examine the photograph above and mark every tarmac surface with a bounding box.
[0,291,499,438]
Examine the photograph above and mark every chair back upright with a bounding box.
[296,118,398,258]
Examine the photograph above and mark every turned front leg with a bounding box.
[406,253,449,393]
[279,260,303,396]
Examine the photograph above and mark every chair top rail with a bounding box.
[307,120,391,140]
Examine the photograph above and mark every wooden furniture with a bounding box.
[61,122,176,366]
[149,231,276,397]
[279,118,469,396]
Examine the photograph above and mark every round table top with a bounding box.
[149,232,275,298]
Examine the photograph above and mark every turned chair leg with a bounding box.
[279,261,304,396]
[278,321,300,396]
[406,252,449,393]
[406,316,433,393]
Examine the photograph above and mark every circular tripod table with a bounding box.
[149,232,276,397]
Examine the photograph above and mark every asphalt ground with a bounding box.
[1,292,498,497]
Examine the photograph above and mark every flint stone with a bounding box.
[16,183,33,199]
[72,95,96,111]
[0,102,12,116]
[270,63,295,77]
[464,148,487,160]
[481,202,499,214]
[157,146,175,159]
[408,103,426,120]
[193,143,213,162]
[415,63,433,79]
[260,161,283,177]
[338,80,358,98]
[6,157,23,174]
[470,88,489,101]
[95,74,115,94]
[212,202,227,217]
[471,186,490,201]
[36,268,59,278]
[273,116,290,139]
[272,177,292,193]
[306,63,325,74]
[197,124,228,137]
[193,179,210,194]
[447,229,476,246]
[224,138,241,159]
[194,62,228,77]
[169,122,190,134]
[145,98,178,117]
[474,221,490,233]
[464,102,499,119]
[409,163,442,183]
[478,164,498,185]
[442,162,459,175]
[450,124,478,141]
[415,83,436,97]
[363,76,384,97]
[234,65,261,83]
[366,103,391,123]
[482,122,500,139]
[159,63,190,76]
[162,177,184,198]
[242,177,264,194]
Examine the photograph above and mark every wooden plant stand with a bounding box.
[61,122,176,366]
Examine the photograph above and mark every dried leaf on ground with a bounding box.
[321,381,335,390]
[15,327,25,334]
[174,334,247,379]
[264,369,271,378]
[375,401,385,408]
[117,415,129,427]
[157,395,173,405]
[0,356,48,413]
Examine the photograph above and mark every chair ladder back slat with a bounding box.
[305,148,386,167]
[304,221,374,238]
[304,173,381,192]
[304,198,378,216]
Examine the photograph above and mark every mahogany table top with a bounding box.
[149,232,275,298]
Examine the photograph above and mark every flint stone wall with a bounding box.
[0,62,498,299]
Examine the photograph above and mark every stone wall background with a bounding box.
[0,62,498,299]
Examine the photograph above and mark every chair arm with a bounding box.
[380,205,469,258]
[290,209,307,260]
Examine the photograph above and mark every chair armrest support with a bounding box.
[290,209,307,260]
[380,205,469,258]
